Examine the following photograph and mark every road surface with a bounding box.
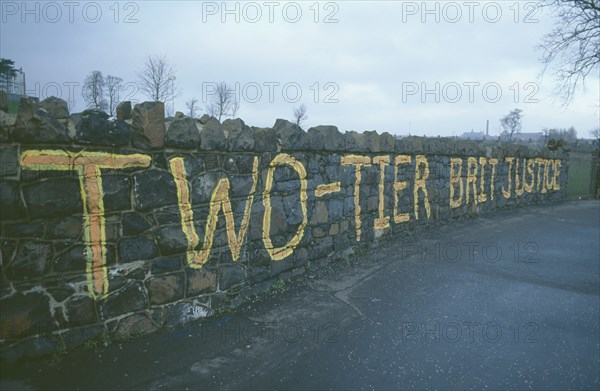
[2,200,599,390]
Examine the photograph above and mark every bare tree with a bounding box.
[500,108,523,141]
[137,55,179,102]
[231,100,240,118]
[82,70,107,111]
[539,0,600,104]
[206,83,238,121]
[293,104,308,127]
[186,98,199,118]
[105,75,122,116]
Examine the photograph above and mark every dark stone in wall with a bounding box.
[146,273,184,305]
[380,132,396,152]
[114,313,157,340]
[191,172,222,204]
[0,180,25,219]
[344,131,366,151]
[224,118,255,151]
[74,110,130,146]
[123,212,151,236]
[40,97,69,119]
[47,216,81,239]
[131,101,166,149]
[363,130,381,152]
[200,118,226,150]
[22,177,82,219]
[219,265,245,290]
[187,268,217,296]
[132,170,177,211]
[2,220,44,238]
[119,236,158,263]
[252,127,279,152]
[116,101,132,120]
[101,174,131,212]
[53,244,87,273]
[64,296,97,325]
[14,98,70,143]
[166,117,200,149]
[154,225,189,255]
[151,256,182,274]
[0,145,18,178]
[100,283,147,319]
[0,292,53,340]
[274,118,309,150]
[6,240,52,279]
[308,125,344,151]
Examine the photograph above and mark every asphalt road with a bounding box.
[2,200,599,390]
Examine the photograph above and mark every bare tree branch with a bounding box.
[82,70,107,111]
[293,104,308,127]
[539,0,600,104]
[137,55,180,103]
[105,75,122,116]
[205,83,238,121]
[186,98,198,118]
[500,108,523,141]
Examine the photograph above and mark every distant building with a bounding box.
[460,131,486,140]
[500,131,544,142]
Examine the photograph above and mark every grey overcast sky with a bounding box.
[1,0,598,137]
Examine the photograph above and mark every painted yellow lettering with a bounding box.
[414,155,431,220]
[466,157,478,205]
[341,155,371,241]
[449,157,463,209]
[502,157,515,199]
[315,182,341,197]
[373,155,391,230]
[535,158,545,192]
[514,158,525,197]
[263,154,307,260]
[524,159,535,193]
[393,155,411,224]
[170,156,259,268]
[20,150,151,298]
[478,157,488,203]
[553,160,561,190]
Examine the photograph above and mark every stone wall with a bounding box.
[0,97,567,362]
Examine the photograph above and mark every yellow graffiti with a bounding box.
[449,158,463,209]
[489,158,499,200]
[414,155,431,220]
[170,156,259,268]
[373,156,391,230]
[393,155,411,224]
[478,157,488,203]
[466,157,478,205]
[341,155,371,241]
[553,160,561,190]
[263,153,308,260]
[524,159,535,193]
[543,159,553,192]
[515,158,525,197]
[502,157,515,199]
[535,158,545,193]
[315,182,341,197]
[20,150,151,298]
